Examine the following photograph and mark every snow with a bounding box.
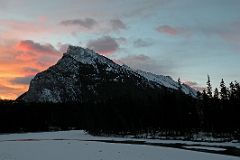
[0,130,239,160]
[136,69,198,97]
[137,138,240,149]
[21,45,199,103]
[65,46,198,97]
[183,146,226,151]
[65,46,119,70]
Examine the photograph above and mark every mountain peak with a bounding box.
[65,45,98,63]
[18,45,197,102]
[64,45,117,68]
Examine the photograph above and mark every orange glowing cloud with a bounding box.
[0,40,62,100]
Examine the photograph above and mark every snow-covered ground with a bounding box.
[0,130,239,160]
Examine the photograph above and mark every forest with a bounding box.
[0,76,239,139]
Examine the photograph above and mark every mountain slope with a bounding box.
[18,46,196,103]
[135,70,197,97]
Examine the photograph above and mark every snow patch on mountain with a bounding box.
[135,70,197,97]
[65,45,120,71]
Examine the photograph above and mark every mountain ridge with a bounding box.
[18,45,197,103]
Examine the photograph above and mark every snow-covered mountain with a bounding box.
[18,46,197,103]
[135,70,197,97]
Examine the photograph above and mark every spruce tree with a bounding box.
[202,89,208,100]
[206,75,212,98]
[229,81,236,100]
[220,79,228,100]
[213,88,219,99]
[234,81,240,100]
[178,77,182,91]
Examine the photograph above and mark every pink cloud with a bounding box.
[0,19,71,40]
[156,25,186,36]
[17,40,59,55]
[0,40,62,99]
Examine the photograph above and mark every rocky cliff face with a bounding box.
[18,46,197,103]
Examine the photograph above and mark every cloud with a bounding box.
[216,22,240,46]
[118,54,152,69]
[115,37,127,44]
[0,84,16,93]
[110,19,127,31]
[156,25,180,35]
[22,67,40,75]
[120,54,150,62]
[155,22,240,44]
[17,40,59,55]
[86,36,119,55]
[0,84,22,100]
[60,18,127,33]
[118,54,175,75]
[10,75,34,85]
[0,39,62,99]
[183,81,205,92]
[60,18,98,29]
[57,43,70,53]
[133,38,154,47]
[0,19,56,39]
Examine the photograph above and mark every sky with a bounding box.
[0,0,240,99]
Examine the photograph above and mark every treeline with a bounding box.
[199,76,240,134]
[0,77,239,138]
[0,89,199,135]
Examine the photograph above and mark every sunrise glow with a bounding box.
[1,0,240,99]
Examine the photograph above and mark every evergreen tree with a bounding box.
[178,77,182,91]
[234,81,240,100]
[202,89,208,100]
[196,91,202,99]
[229,81,236,100]
[220,79,228,100]
[206,75,212,98]
[213,88,219,99]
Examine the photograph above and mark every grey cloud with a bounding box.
[115,37,127,44]
[18,40,59,54]
[57,43,70,53]
[22,67,40,74]
[119,54,175,75]
[10,76,34,85]
[133,38,154,47]
[110,19,127,31]
[60,18,98,29]
[86,36,119,55]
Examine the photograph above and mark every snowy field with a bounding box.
[0,130,239,160]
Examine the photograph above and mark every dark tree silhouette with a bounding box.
[178,77,182,91]
[206,75,212,98]
[213,88,219,99]
[220,79,228,100]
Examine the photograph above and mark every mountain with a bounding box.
[135,70,197,97]
[18,46,197,103]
